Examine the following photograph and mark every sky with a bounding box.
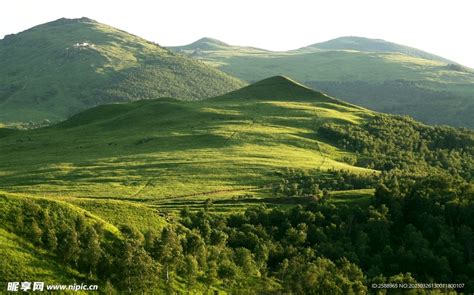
[1,0,473,67]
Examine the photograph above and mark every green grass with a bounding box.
[0,77,374,203]
[0,228,86,288]
[0,192,121,236]
[328,189,374,206]
[65,198,168,232]
[0,18,244,124]
[0,192,119,293]
[169,37,474,128]
[0,78,383,292]
[1,76,456,293]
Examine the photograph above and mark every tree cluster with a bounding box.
[273,168,379,198]
[319,114,474,180]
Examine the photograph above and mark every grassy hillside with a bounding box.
[0,192,118,292]
[1,76,470,201]
[169,36,474,128]
[0,18,244,124]
[0,76,374,201]
[1,77,473,293]
[0,77,374,293]
[0,228,85,292]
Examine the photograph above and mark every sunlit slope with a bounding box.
[0,76,374,199]
[0,18,244,123]
[0,192,121,288]
[0,228,81,287]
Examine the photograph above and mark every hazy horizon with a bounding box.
[1,0,473,67]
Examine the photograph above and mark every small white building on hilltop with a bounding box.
[73,42,95,48]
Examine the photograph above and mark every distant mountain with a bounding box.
[173,37,232,51]
[296,36,454,63]
[0,18,244,124]
[169,37,474,128]
[170,37,270,61]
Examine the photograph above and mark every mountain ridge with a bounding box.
[296,36,456,64]
[168,36,474,128]
[170,36,460,65]
[0,18,245,124]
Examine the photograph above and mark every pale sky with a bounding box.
[1,0,473,67]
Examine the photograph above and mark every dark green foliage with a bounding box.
[279,256,366,294]
[273,169,321,197]
[319,114,474,180]
[307,80,474,128]
[151,227,183,282]
[2,173,473,293]
[115,225,157,293]
[274,168,379,197]
[79,226,102,275]
[57,225,80,266]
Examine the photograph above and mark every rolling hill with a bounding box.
[0,76,472,293]
[0,76,374,292]
[0,75,471,202]
[0,18,244,124]
[0,76,375,200]
[169,36,474,128]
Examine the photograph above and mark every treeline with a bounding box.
[184,174,473,292]
[319,114,474,180]
[273,168,379,198]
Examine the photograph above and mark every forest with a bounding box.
[2,173,472,293]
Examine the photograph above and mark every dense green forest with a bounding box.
[318,114,473,180]
[2,174,472,293]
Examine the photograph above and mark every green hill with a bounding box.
[0,77,472,293]
[175,37,235,51]
[0,192,118,291]
[0,18,244,124]
[0,228,83,291]
[169,36,474,128]
[0,75,471,201]
[173,37,269,55]
[0,77,373,293]
[0,76,375,200]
